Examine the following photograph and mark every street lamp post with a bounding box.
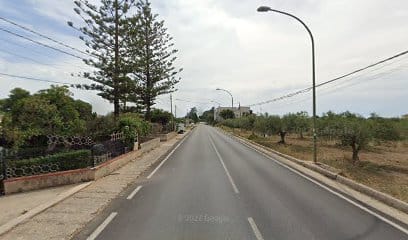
[216,88,234,108]
[257,6,317,163]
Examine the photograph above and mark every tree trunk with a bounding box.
[144,22,151,122]
[145,102,151,121]
[299,129,304,139]
[113,98,120,118]
[351,143,359,164]
[278,131,287,144]
[113,0,120,119]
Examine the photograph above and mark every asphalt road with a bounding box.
[79,125,408,240]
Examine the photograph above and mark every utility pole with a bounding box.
[170,94,174,131]
[174,105,177,131]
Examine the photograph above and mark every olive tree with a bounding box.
[328,113,372,163]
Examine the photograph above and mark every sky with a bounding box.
[0,0,407,117]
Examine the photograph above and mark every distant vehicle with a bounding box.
[176,123,185,134]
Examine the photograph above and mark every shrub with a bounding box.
[86,114,118,137]
[8,149,92,171]
[369,119,401,141]
[119,113,152,148]
[151,109,172,126]
[219,109,235,119]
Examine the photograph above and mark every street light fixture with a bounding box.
[257,6,318,163]
[216,88,234,108]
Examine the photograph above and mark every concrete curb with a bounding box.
[336,175,408,213]
[220,128,408,215]
[0,181,92,236]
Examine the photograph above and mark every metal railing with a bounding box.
[0,132,132,180]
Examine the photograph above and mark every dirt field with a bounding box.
[222,127,408,203]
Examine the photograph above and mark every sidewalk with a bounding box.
[0,184,81,226]
[0,132,187,240]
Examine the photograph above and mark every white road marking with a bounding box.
[126,186,143,200]
[87,212,118,240]
[234,136,408,236]
[147,133,189,179]
[209,136,240,194]
[248,217,265,240]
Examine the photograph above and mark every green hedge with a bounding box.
[8,149,92,171]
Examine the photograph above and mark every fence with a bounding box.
[0,132,132,188]
[0,151,5,194]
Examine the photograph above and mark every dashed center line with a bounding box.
[248,217,265,240]
[87,212,118,240]
[209,136,240,194]
[127,186,143,200]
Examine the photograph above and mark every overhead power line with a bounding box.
[0,47,53,66]
[248,49,408,107]
[0,16,92,57]
[0,37,91,71]
[0,72,72,85]
[0,27,85,60]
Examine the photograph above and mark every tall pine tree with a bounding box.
[68,0,135,118]
[127,0,182,121]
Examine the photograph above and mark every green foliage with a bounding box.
[318,111,373,162]
[86,114,118,138]
[254,116,269,136]
[119,113,152,148]
[151,109,173,126]
[396,118,408,140]
[222,110,408,162]
[223,115,256,131]
[239,115,256,131]
[219,109,235,119]
[69,0,182,118]
[0,88,30,112]
[9,150,92,171]
[200,107,215,125]
[1,86,93,149]
[368,115,401,141]
[338,117,372,163]
[186,107,199,123]
[283,111,309,138]
[126,0,181,120]
[69,0,136,117]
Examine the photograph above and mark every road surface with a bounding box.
[77,125,408,240]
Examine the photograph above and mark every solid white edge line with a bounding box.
[248,217,265,240]
[87,212,118,240]
[233,135,408,236]
[146,132,190,179]
[127,186,143,200]
[209,136,240,194]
